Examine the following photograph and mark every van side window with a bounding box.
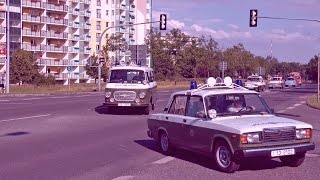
[149,71,154,82]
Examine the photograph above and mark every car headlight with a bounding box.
[105,91,111,98]
[296,128,311,139]
[139,91,146,99]
[241,132,261,144]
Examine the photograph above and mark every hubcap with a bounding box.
[161,134,169,151]
[216,146,231,168]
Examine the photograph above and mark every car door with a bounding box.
[165,95,188,146]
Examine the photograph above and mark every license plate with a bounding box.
[271,148,295,157]
[118,103,131,106]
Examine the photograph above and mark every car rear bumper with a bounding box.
[234,143,315,159]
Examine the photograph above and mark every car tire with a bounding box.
[213,141,240,173]
[143,104,150,115]
[280,153,305,167]
[158,131,171,155]
[151,103,155,110]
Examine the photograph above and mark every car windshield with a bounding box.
[287,77,295,81]
[271,77,280,81]
[205,93,271,117]
[247,77,260,82]
[109,69,145,83]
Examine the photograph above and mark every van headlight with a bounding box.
[139,91,146,98]
[105,91,111,98]
[296,128,311,139]
[241,132,261,144]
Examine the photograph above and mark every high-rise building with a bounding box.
[0,0,151,85]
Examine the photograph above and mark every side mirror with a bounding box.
[164,107,168,112]
[208,109,217,119]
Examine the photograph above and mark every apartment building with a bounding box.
[90,0,152,67]
[0,0,151,85]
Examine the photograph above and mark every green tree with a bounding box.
[10,49,39,85]
[85,54,109,83]
[306,55,318,81]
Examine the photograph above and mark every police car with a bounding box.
[104,61,157,114]
[147,77,315,173]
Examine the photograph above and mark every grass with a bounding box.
[0,79,203,95]
[306,95,320,110]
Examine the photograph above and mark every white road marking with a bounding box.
[152,156,175,164]
[0,114,51,123]
[0,100,9,102]
[50,96,68,99]
[293,103,301,107]
[286,107,295,110]
[112,176,135,180]
[2,103,32,105]
[300,101,306,104]
[22,97,42,101]
[277,110,287,113]
[306,153,320,158]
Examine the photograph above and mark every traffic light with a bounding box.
[160,14,167,30]
[249,9,258,27]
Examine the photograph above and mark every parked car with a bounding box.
[268,76,284,89]
[147,77,315,173]
[285,77,297,87]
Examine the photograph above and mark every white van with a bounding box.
[104,62,157,114]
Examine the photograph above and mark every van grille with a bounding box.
[263,127,296,143]
[114,91,136,101]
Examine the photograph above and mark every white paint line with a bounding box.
[50,96,68,99]
[306,153,320,158]
[22,97,43,101]
[112,176,135,180]
[286,107,295,110]
[300,101,306,104]
[3,103,32,105]
[293,103,302,107]
[0,100,9,102]
[276,110,287,113]
[157,99,165,102]
[152,156,175,164]
[0,114,51,123]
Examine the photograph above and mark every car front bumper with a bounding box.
[103,102,149,107]
[234,143,315,159]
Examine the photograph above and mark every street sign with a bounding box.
[219,61,228,71]
[67,66,72,72]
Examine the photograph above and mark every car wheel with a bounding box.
[159,131,171,155]
[213,141,240,173]
[280,153,305,167]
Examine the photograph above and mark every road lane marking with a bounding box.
[300,101,306,104]
[306,153,320,158]
[112,176,135,180]
[293,103,301,107]
[286,107,295,110]
[22,98,43,101]
[152,156,175,164]
[277,110,287,113]
[0,114,51,123]
[0,99,9,102]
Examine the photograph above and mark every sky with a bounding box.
[152,0,320,64]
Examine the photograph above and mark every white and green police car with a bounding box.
[104,62,157,115]
[147,77,315,173]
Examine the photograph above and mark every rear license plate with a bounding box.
[271,148,295,157]
[118,103,131,106]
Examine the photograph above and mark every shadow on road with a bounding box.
[275,113,301,117]
[135,139,283,172]
[2,131,30,137]
[94,105,145,115]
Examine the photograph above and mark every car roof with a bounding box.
[110,65,153,71]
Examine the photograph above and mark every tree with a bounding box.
[85,54,109,83]
[306,55,318,81]
[10,49,39,85]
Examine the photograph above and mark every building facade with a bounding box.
[0,0,151,85]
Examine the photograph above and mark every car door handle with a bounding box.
[183,119,187,123]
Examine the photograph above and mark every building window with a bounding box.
[106,10,108,16]
[97,0,101,6]
[97,9,101,18]
[111,21,114,27]
[96,21,101,30]
[106,0,108,3]
[31,39,36,46]
[106,22,109,27]
[112,0,114,4]
[96,33,101,41]
[96,45,100,51]
[111,10,114,16]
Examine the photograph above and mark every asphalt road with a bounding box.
[0,84,319,180]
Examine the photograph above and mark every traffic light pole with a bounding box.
[96,20,160,92]
[5,0,10,93]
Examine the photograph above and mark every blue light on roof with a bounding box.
[190,80,197,90]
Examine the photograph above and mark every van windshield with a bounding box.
[109,69,145,83]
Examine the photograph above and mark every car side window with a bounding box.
[168,95,187,115]
[186,96,205,118]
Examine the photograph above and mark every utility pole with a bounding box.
[5,0,10,93]
[318,54,319,103]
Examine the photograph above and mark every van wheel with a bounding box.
[143,104,150,115]
[213,141,240,173]
[152,103,155,110]
[280,153,305,167]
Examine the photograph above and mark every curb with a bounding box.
[306,96,320,110]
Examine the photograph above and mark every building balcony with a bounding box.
[69,34,80,41]
[36,58,69,66]
[79,0,91,5]
[21,43,43,51]
[22,29,46,37]
[45,45,68,53]
[79,35,90,42]
[69,47,80,53]
[69,8,80,15]
[69,21,81,28]
[0,0,5,4]
[84,23,91,29]
[70,0,80,3]
[45,17,68,26]
[46,31,68,39]
[22,0,45,9]
[79,73,90,79]
[54,73,89,80]
[22,15,45,23]
[0,26,5,34]
[80,10,91,17]
[45,3,68,13]
[0,12,5,19]
[83,48,90,54]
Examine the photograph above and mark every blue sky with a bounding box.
[152,0,320,64]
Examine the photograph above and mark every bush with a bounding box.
[32,74,56,86]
